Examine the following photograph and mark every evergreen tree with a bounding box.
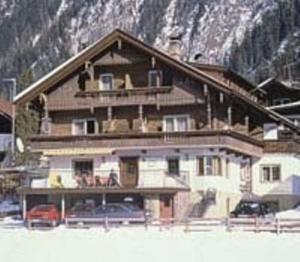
[15,69,39,165]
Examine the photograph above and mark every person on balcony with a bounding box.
[107,169,120,187]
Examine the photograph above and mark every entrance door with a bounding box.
[120,157,139,188]
[160,194,174,219]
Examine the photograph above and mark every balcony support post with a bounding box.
[61,194,65,221]
[227,105,232,129]
[22,194,27,220]
[107,106,112,121]
[245,115,249,134]
[139,104,143,120]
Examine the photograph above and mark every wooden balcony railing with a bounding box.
[47,85,204,111]
[30,130,264,157]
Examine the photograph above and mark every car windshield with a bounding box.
[94,204,127,214]
[123,203,141,211]
[238,202,260,211]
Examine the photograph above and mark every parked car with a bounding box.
[230,201,271,218]
[66,203,148,225]
[94,203,147,223]
[66,202,95,219]
[26,204,60,227]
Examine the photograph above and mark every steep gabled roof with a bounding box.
[13,29,299,132]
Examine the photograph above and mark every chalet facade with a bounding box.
[0,99,12,166]
[14,30,300,219]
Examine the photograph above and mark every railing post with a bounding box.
[226,217,231,232]
[104,217,109,232]
[255,216,259,233]
[276,218,280,235]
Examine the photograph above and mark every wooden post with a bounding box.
[151,57,156,68]
[139,104,143,120]
[22,194,27,220]
[226,217,231,232]
[107,106,112,121]
[207,100,212,130]
[255,216,259,233]
[61,194,65,221]
[117,39,122,50]
[245,115,249,134]
[276,218,280,234]
[227,105,232,129]
[102,193,106,205]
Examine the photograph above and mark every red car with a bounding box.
[27,204,60,227]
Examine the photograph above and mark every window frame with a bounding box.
[197,156,222,176]
[260,164,281,183]
[272,98,291,106]
[148,70,162,87]
[72,159,94,177]
[99,73,114,90]
[72,118,98,135]
[163,114,190,132]
[167,157,180,176]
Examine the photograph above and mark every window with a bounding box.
[167,158,180,176]
[72,119,97,135]
[148,70,162,87]
[99,74,113,90]
[73,160,93,177]
[163,115,189,132]
[198,156,222,176]
[263,123,278,140]
[260,165,281,183]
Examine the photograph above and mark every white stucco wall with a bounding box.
[252,153,300,196]
[47,148,246,195]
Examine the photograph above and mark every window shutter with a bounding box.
[198,157,204,176]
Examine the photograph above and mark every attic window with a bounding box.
[99,74,113,90]
[148,70,162,87]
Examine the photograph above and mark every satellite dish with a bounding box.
[16,137,24,153]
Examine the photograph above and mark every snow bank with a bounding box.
[0,226,299,262]
[276,207,300,219]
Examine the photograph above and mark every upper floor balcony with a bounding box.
[30,130,264,157]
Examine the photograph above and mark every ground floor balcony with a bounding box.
[30,130,263,157]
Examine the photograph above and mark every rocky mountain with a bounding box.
[0,0,299,94]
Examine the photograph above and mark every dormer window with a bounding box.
[99,73,113,90]
[148,70,162,87]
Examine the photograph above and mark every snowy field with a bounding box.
[0,226,300,262]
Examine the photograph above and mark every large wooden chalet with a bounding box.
[14,29,300,220]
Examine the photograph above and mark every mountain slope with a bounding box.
[0,0,299,93]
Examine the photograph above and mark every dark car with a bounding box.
[93,203,147,223]
[66,202,94,218]
[230,201,271,218]
[66,203,147,225]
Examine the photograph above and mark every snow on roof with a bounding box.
[268,100,300,110]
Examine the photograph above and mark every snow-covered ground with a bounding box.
[0,226,299,262]
[276,206,300,219]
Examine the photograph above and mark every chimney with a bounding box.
[168,34,182,60]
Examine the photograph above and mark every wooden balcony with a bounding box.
[264,140,300,153]
[47,85,204,111]
[29,130,264,157]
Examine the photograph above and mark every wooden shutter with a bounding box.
[198,157,204,176]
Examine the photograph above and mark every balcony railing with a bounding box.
[30,130,264,157]
[47,85,203,111]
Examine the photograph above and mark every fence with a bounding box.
[62,216,300,234]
